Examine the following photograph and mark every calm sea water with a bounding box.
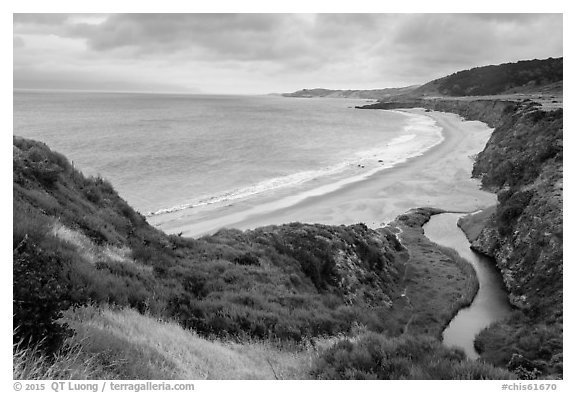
[424,213,513,359]
[13,90,442,219]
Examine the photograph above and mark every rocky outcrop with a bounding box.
[470,109,563,316]
[359,98,519,128]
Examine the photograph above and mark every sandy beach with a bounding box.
[149,108,497,237]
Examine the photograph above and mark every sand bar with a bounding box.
[148,109,497,237]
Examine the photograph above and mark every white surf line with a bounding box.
[148,109,445,220]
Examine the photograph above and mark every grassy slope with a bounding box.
[414,58,563,97]
[15,304,514,380]
[15,305,314,380]
[13,136,413,345]
[13,137,500,379]
[64,305,314,380]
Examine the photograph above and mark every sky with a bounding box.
[13,13,563,94]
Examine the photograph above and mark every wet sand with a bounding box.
[149,109,497,237]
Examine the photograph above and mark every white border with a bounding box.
[3,3,572,391]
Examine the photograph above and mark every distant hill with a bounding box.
[283,58,563,101]
[414,57,563,97]
[282,86,419,99]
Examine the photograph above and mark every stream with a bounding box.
[423,213,513,359]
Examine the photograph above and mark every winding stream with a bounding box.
[423,213,513,359]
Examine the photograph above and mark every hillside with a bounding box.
[413,57,563,97]
[463,107,563,378]
[13,135,409,343]
[282,86,418,99]
[13,136,507,379]
[357,58,563,378]
[283,58,562,103]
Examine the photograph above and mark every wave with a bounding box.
[146,162,351,216]
[146,112,444,218]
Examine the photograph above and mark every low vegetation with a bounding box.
[457,206,497,243]
[311,333,515,379]
[15,305,317,380]
[474,313,563,380]
[472,108,562,191]
[14,137,414,346]
[418,57,563,97]
[14,339,115,380]
[13,137,493,379]
[15,305,516,381]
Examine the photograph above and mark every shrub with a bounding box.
[234,253,260,266]
[12,137,417,353]
[13,243,76,353]
[353,239,381,269]
[30,160,62,188]
[496,189,535,235]
[311,333,514,380]
[475,314,563,379]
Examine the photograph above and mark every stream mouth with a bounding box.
[423,213,513,359]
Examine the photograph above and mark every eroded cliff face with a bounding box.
[470,164,563,313]
[362,96,563,378]
[359,98,517,128]
[362,98,563,318]
[470,108,562,316]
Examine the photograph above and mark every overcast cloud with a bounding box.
[13,13,563,94]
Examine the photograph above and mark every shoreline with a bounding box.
[145,111,440,219]
[149,108,497,237]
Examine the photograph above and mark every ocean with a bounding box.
[13,90,443,231]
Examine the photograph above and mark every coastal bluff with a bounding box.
[360,97,563,314]
[360,95,563,378]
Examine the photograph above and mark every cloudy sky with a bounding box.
[13,13,563,94]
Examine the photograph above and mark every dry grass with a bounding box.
[15,305,369,380]
[51,222,152,273]
[13,338,116,380]
[61,305,318,379]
